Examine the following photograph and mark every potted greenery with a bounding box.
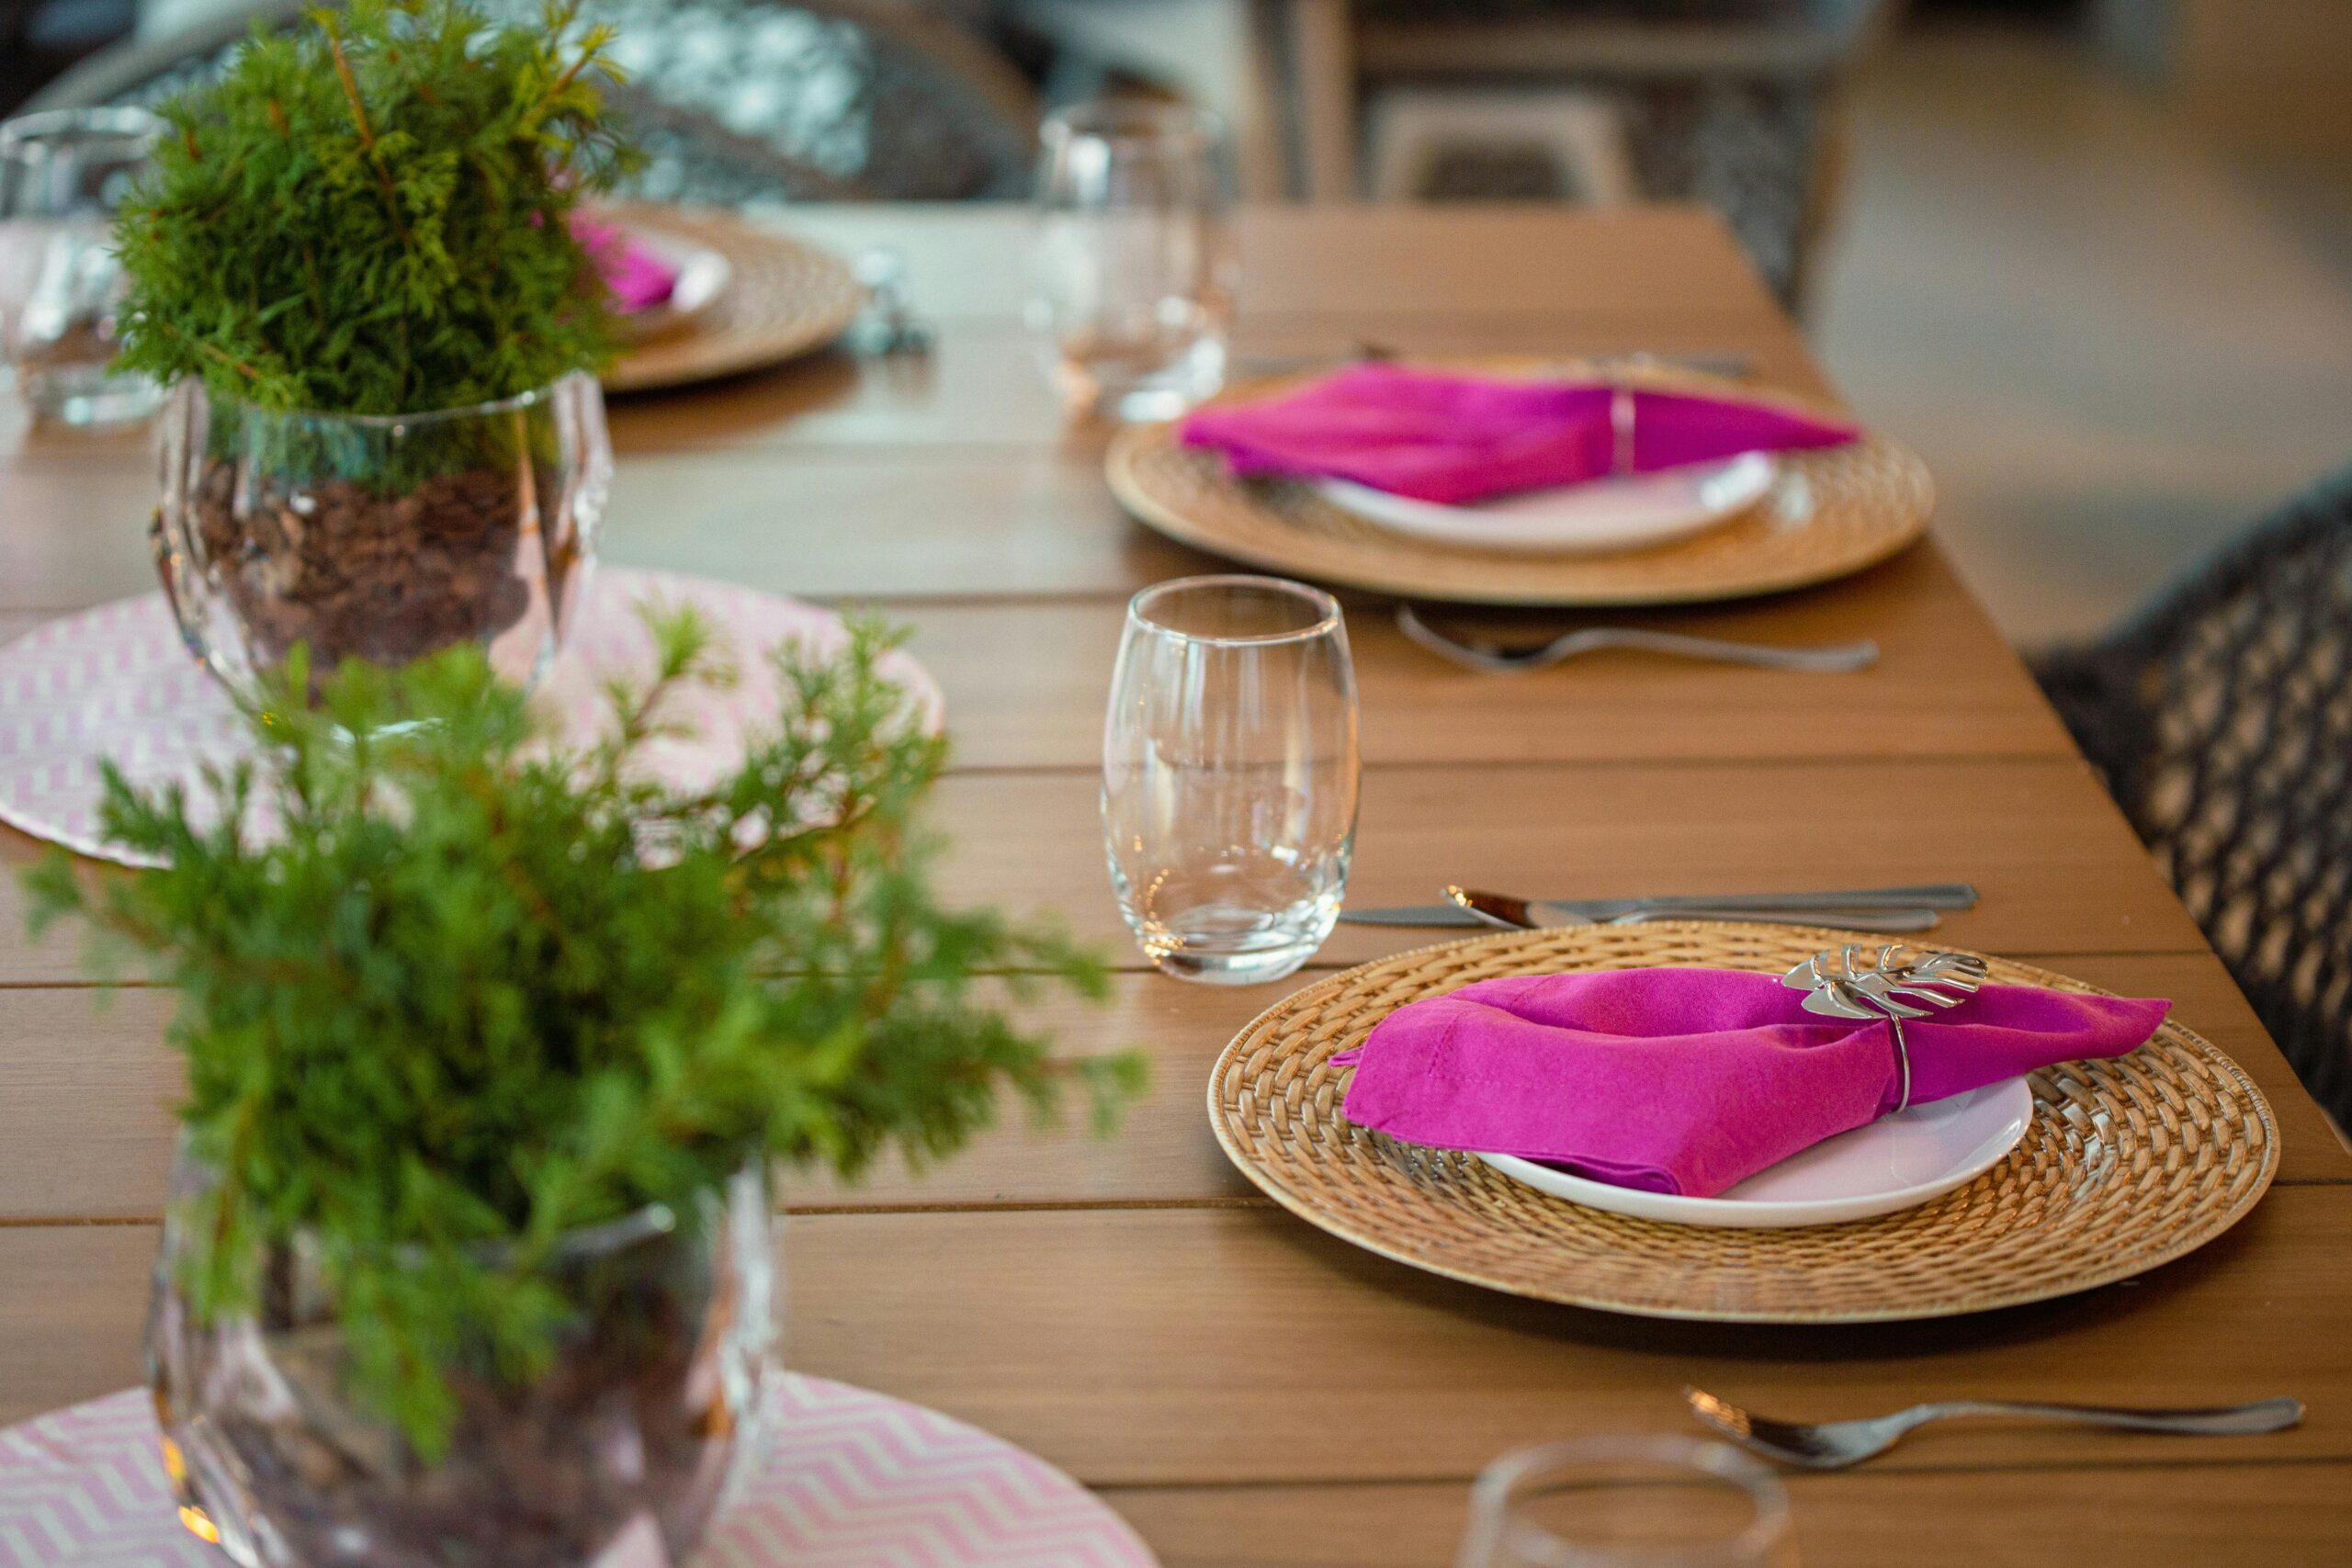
[27,612,1140,1566]
[127,0,632,696]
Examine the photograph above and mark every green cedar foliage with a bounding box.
[25,611,1144,1457]
[112,0,634,415]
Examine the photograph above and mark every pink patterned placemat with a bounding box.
[0,569,942,869]
[0,1375,1157,1567]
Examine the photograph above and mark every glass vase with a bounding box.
[151,372,611,700]
[147,1156,777,1568]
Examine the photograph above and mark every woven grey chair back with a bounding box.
[2036,463,2352,1128]
[1354,0,1887,306]
[27,0,1036,205]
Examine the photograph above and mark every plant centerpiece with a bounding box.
[27,612,1141,1566]
[127,0,633,694]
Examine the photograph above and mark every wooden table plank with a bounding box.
[0,312,1828,476]
[779,205,1788,325]
[0,542,2087,767]
[0,555,2078,768]
[920,761,2210,961]
[1105,1463,2352,1568]
[0,949,2335,1225]
[899,550,2075,767]
[0,322,1834,614]
[0,756,2212,987]
[592,314,1834,457]
[8,1193,2347,1474]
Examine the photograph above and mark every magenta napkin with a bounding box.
[1179,364,1860,505]
[1330,968,2167,1198]
[571,213,679,314]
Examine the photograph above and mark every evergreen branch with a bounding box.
[113,0,626,415]
[314,7,413,244]
[20,610,1145,1458]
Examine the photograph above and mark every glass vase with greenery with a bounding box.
[125,0,639,696]
[27,611,1143,1567]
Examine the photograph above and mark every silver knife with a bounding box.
[1448,888,1941,934]
[1339,883,1976,929]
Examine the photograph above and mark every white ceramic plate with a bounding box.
[1317,450,1776,556]
[1473,1077,2035,1228]
[614,226,733,341]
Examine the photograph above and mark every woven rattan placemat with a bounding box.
[1208,923,2277,1322]
[1108,362,1935,606]
[604,204,863,393]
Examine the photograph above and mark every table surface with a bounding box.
[1,204,2346,1566]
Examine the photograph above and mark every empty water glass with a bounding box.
[1029,99,1234,422]
[1103,575,1359,985]
[0,107,164,427]
[1459,1438,1796,1568]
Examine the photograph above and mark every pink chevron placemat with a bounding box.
[0,1375,1158,1566]
[0,569,943,869]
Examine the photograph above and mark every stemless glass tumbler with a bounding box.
[1458,1438,1796,1568]
[0,107,164,426]
[1103,575,1359,985]
[1028,99,1234,422]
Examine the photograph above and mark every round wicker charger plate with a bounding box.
[1107,361,1936,606]
[602,203,864,393]
[1207,922,2278,1323]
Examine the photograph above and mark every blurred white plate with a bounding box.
[614,226,732,342]
[1474,1076,2033,1228]
[1317,450,1775,556]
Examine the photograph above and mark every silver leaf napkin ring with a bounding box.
[1781,944,1989,1113]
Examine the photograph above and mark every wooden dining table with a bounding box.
[1,203,2347,1565]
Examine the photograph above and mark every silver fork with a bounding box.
[1685,1386,2303,1470]
[1397,605,1878,675]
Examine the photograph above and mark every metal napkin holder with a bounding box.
[1781,944,1989,1113]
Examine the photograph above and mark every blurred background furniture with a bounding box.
[2036,461,2352,1130]
[1365,83,1635,201]
[1347,1,1899,310]
[28,0,1039,204]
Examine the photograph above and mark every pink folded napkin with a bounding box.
[1179,364,1860,505]
[571,212,679,314]
[1331,968,2167,1198]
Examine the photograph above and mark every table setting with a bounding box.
[0,1,2342,1563]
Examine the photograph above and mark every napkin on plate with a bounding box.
[1179,364,1860,506]
[1330,968,2167,1198]
[571,213,680,314]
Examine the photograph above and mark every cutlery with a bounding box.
[1685,1386,2304,1471]
[845,247,933,356]
[1233,345,1758,381]
[1336,884,1975,931]
[1397,605,1879,675]
[1340,883,1978,929]
[1447,887,1942,935]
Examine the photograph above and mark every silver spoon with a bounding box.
[1686,1386,2304,1471]
[1397,605,1878,675]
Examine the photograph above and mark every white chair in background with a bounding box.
[1366,85,1634,204]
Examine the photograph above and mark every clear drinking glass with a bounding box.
[0,107,164,426]
[152,371,611,701]
[1102,574,1359,985]
[1458,1438,1796,1568]
[1028,99,1234,421]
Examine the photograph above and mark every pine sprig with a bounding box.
[25,614,1142,1456]
[112,0,639,414]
